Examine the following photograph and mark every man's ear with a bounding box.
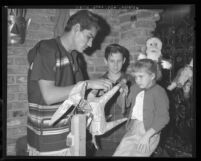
[72,23,81,33]
[151,73,156,80]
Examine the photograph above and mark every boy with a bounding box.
[95,44,135,155]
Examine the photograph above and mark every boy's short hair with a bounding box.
[64,10,100,32]
[104,44,128,60]
[132,58,162,81]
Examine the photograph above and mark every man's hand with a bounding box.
[86,79,113,92]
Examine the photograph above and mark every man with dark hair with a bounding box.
[27,9,112,156]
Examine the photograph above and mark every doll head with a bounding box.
[146,37,162,62]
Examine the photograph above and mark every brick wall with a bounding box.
[6,8,161,155]
[7,9,56,155]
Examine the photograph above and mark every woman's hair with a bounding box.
[64,10,100,32]
[131,58,162,81]
[104,44,128,60]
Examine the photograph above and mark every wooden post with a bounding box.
[70,114,86,156]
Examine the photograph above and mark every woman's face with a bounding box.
[105,52,125,75]
[132,68,155,89]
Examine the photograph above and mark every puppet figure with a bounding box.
[138,37,172,69]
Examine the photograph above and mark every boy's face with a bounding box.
[105,52,125,75]
[74,24,97,53]
[132,69,155,89]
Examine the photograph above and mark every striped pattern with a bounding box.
[27,102,71,152]
[27,144,72,156]
[27,37,85,154]
[56,57,70,67]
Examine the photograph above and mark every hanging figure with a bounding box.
[138,37,172,70]
[167,59,193,99]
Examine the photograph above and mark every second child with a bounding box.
[113,59,170,157]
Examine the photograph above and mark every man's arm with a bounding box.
[39,79,113,105]
[39,80,74,105]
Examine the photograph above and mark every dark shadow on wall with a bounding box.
[84,14,111,56]
[15,135,28,156]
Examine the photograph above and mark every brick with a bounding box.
[100,43,110,51]
[40,23,54,31]
[29,14,55,25]
[17,93,28,100]
[16,75,27,83]
[135,20,156,29]
[109,18,119,26]
[130,45,146,53]
[7,102,28,110]
[7,75,15,84]
[121,29,143,40]
[86,58,105,66]
[7,110,14,119]
[103,37,115,44]
[26,30,54,41]
[7,119,21,127]
[118,9,128,15]
[132,45,143,52]
[94,50,104,57]
[6,144,16,156]
[119,14,132,24]
[120,23,131,31]
[7,137,17,145]
[7,102,13,110]
[7,126,27,138]
[109,31,119,37]
[15,57,28,65]
[28,22,40,30]
[21,39,39,48]
[28,9,56,15]
[136,10,154,19]
[8,57,14,65]
[7,85,27,93]
[7,85,20,93]
[94,9,110,14]
[7,47,27,56]
[144,29,154,37]
[13,110,27,118]
[7,66,28,74]
[18,85,27,92]
[135,37,148,45]
[119,39,136,50]
[7,94,16,102]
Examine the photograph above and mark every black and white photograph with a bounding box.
[1,4,195,158]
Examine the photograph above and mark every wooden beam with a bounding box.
[70,114,86,156]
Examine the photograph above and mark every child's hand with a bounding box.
[137,135,150,153]
[119,84,128,96]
